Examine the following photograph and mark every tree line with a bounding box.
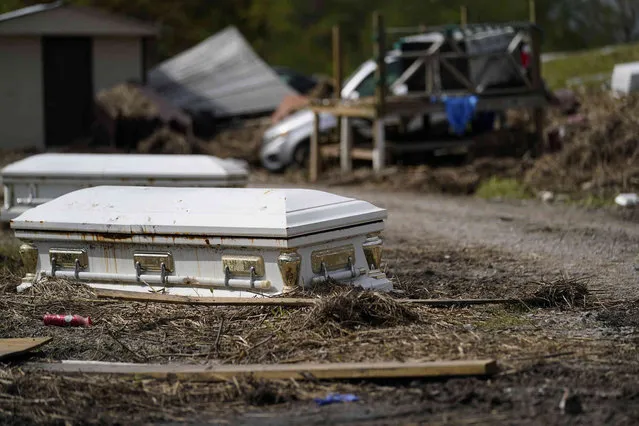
[3,0,638,76]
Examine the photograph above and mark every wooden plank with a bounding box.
[340,117,353,171]
[310,93,546,118]
[440,57,476,92]
[28,359,499,381]
[0,337,52,360]
[309,112,320,183]
[94,288,514,307]
[323,144,372,161]
[460,5,468,26]
[309,104,375,118]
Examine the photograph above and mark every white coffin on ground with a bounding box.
[1,153,249,222]
[11,186,392,296]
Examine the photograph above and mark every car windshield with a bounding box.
[353,60,402,98]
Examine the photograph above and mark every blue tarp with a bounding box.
[432,95,478,135]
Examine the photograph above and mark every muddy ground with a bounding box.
[1,182,638,425]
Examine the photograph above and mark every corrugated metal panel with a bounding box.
[0,1,62,23]
[147,26,297,117]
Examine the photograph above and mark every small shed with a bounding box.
[0,1,158,150]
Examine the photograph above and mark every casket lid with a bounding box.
[11,186,386,238]
[0,153,247,179]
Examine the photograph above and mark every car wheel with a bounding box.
[292,139,310,169]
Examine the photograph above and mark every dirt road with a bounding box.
[330,186,639,300]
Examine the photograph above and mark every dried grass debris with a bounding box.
[307,289,419,329]
[528,276,590,309]
[525,91,639,197]
[96,83,158,119]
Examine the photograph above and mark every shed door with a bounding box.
[42,37,93,146]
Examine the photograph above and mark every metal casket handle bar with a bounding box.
[44,270,272,291]
[49,249,88,278]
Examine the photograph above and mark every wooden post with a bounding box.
[373,11,386,172]
[373,11,386,118]
[332,25,343,164]
[309,112,320,182]
[373,119,385,172]
[530,26,545,157]
[340,117,352,172]
[528,0,536,23]
[332,25,343,99]
[460,6,468,27]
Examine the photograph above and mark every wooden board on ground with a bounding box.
[28,359,499,381]
[94,288,514,307]
[0,337,52,361]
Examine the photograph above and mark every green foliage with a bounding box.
[3,0,638,77]
[475,177,532,200]
[543,42,639,89]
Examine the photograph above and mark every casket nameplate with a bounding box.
[133,252,175,273]
[49,248,88,269]
[311,245,355,274]
[222,255,265,277]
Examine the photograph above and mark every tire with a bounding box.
[291,139,310,169]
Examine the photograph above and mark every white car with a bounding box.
[260,52,420,172]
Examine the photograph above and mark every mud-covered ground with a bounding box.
[1,182,638,425]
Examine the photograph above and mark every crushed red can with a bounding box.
[43,314,92,327]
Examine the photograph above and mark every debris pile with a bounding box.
[286,90,638,202]
[94,83,193,151]
[525,91,639,197]
[529,276,590,309]
[308,288,419,328]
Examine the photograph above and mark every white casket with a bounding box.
[11,186,392,296]
[1,153,248,222]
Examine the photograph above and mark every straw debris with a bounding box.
[529,276,590,309]
[307,289,419,329]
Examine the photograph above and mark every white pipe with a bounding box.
[310,268,362,285]
[42,270,272,290]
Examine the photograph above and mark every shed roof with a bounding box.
[0,1,157,36]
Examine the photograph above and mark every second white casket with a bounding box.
[11,186,392,296]
[1,153,248,221]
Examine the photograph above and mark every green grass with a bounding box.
[570,194,615,208]
[476,307,531,331]
[475,177,532,200]
[543,42,639,89]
